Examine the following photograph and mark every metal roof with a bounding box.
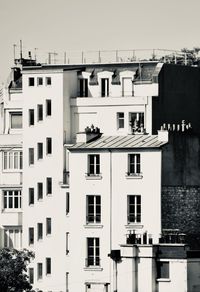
[68,135,167,150]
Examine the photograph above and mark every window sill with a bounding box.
[156,278,171,282]
[46,193,53,197]
[3,169,22,173]
[84,224,103,229]
[29,204,34,207]
[84,267,103,271]
[125,174,143,179]
[125,224,143,229]
[85,175,102,180]
[2,209,22,213]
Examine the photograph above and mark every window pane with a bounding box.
[11,113,22,129]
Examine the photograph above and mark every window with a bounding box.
[122,77,133,96]
[37,105,43,121]
[29,188,34,205]
[37,223,43,240]
[46,258,51,275]
[86,195,101,224]
[3,190,21,209]
[46,77,52,85]
[29,148,34,165]
[128,154,141,175]
[29,268,34,284]
[66,192,70,214]
[37,183,43,200]
[37,77,43,86]
[37,263,43,280]
[10,112,22,129]
[117,112,124,129]
[129,112,144,133]
[3,151,22,171]
[157,261,169,279]
[101,78,109,97]
[88,154,100,176]
[29,109,34,126]
[80,79,88,97]
[46,177,52,195]
[46,218,52,235]
[37,143,43,159]
[127,195,141,223]
[4,227,22,249]
[66,232,69,255]
[86,238,100,267]
[46,138,52,155]
[29,227,34,245]
[46,99,52,116]
[66,272,69,292]
[29,77,34,86]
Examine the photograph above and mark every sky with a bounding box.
[0,0,200,84]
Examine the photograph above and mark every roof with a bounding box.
[68,135,167,150]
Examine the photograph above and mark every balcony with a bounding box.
[159,229,186,244]
[126,230,153,245]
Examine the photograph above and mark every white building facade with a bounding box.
[0,61,200,292]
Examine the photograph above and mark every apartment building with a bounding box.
[0,60,200,292]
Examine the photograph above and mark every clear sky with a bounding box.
[0,0,200,84]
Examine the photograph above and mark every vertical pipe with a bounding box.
[98,50,101,63]
[20,40,23,59]
[64,52,67,64]
[113,261,117,292]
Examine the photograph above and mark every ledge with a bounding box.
[156,278,171,282]
[84,224,103,229]
[125,174,143,179]
[84,267,103,272]
[125,224,143,229]
[85,175,102,180]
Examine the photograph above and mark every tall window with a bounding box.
[101,78,109,97]
[37,105,43,121]
[46,218,52,235]
[66,192,70,214]
[88,154,100,176]
[29,77,35,86]
[37,263,43,280]
[37,223,43,240]
[4,227,22,249]
[29,268,34,284]
[3,190,21,210]
[3,151,22,171]
[46,77,52,85]
[86,238,100,267]
[46,258,51,275]
[46,177,52,195]
[127,195,141,223]
[129,112,144,133]
[29,148,34,165]
[10,112,22,129]
[29,188,34,205]
[37,183,43,200]
[46,99,52,116]
[46,138,52,155]
[157,261,169,279]
[80,79,88,97]
[66,232,69,255]
[86,195,101,224]
[117,112,124,129]
[128,154,141,175]
[37,143,43,159]
[29,227,34,245]
[29,109,34,126]
[37,77,43,86]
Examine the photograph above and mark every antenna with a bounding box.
[20,40,23,60]
[13,44,17,64]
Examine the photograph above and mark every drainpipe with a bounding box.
[109,149,113,291]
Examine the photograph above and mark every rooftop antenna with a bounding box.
[34,48,38,62]
[13,44,17,64]
[20,40,23,60]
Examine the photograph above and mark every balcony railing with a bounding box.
[159,229,186,244]
[126,231,153,245]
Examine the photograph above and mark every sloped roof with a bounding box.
[68,135,167,150]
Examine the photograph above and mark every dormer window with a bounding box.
[101,78,109,97]
[80,79,88,97]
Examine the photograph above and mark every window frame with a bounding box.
[46,218,52,235]
[127,195,141,224]
[37,223,43,240]
[37,263,43,280]
[4,227,22,249]
[29,268,34,284]
[46,137,52,155]
[37,104,43,122]
[86,195,101,224]
[127,153,141,176]
[29,148,34,166]
[29,227,34,245]
[29,188,34,205]
[37,182,43,200]
[157,261,170,279]
[29,109,34,126]
[79,78,88,97]
[86,237,100,267]
[46,258,51,275]
[117,112,125,129]
[29,77,35,87]
[101,78,109,97]
[10,112,22,130]
[46,99,52,116]
[3,150,22,172]
[46,77,52,86]
[87,154,100,176]
[37,77,43,86]
[3,190,22,210]
[37,143,43,160]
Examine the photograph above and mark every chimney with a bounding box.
[76,125,101,143]
[158,127,168,142]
